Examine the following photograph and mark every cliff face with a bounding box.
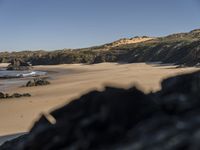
[0,29,200,66]
[1,71,200,150]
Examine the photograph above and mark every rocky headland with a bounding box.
[0,29,200,66]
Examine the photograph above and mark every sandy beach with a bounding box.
[0,63,199,137]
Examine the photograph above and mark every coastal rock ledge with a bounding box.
[1,71,200,149]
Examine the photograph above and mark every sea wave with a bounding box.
[0,70,47,78]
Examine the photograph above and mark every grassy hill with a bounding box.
[0,29,200,66]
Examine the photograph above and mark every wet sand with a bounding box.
[0,63,199,137]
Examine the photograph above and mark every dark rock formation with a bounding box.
[7,58,31,70]
[2,71,200,149]
[0,92,31,99]
[26,78,50,87]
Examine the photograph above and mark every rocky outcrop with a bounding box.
[2,71,200,149]
[0,92,31,99]
[7,58,31,70]
[26,78,50,87]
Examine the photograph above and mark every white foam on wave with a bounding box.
[0,70,47,78]
[17,71,47,77]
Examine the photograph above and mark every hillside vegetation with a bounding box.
[0,29,200,66]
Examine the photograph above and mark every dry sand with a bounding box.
[104,37,155,50]
[0,63,199,136]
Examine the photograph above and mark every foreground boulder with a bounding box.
[26,78,50,87]
[7,58,31,70]
[1,71,200,150]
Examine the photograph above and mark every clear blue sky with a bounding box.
[0,0,200,51]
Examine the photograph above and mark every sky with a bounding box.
[0,0,200,51]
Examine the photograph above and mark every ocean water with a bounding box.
[0,69,47,92]
[0,70,46,78]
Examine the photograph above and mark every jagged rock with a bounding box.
[2,71,200,150]
[26,78,50,87]
[7,58,31,70]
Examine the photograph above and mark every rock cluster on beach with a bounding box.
[2,71,200,149]
[0,92,31,99]
[26,78,50,87]
[7,58,31,71]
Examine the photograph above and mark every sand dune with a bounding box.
[0,63,199,136]
[110,37,154,47]
[103,37,154,50]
